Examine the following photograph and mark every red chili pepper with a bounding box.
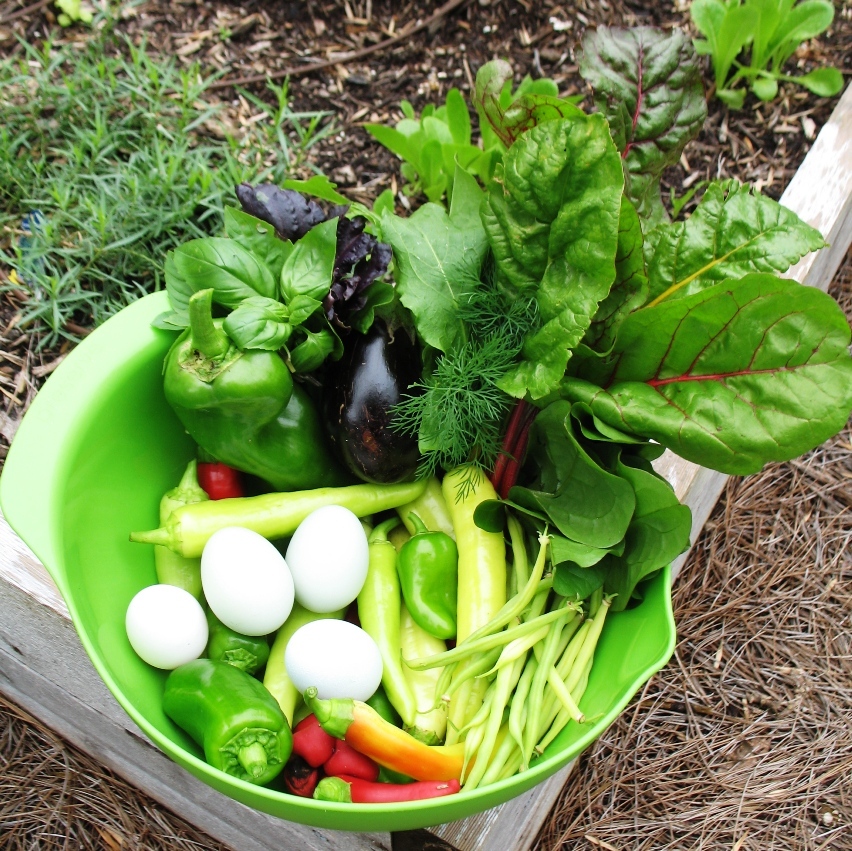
[314,775,461,804]
[323,740,379,782]
[281,754,321,798]
[197,461,245,500]
[292,714,336,768]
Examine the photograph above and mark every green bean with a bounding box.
[508,655,537,752]
[507,514,530,597]
[448,648,502,695]
[537,658,592,753]
[478,725,519,787]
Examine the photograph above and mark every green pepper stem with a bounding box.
[129,527,171,546]
[303,687,354,740]
[237,742,269,779]
[368,516,401,545]
[189,289,230,360]
[406,512,428,536]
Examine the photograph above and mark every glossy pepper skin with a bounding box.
[397,512,459,640]
[205,609,270,675]
[163,288,347,493]
[163,658,292,785]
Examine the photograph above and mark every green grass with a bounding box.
[0,21,335,348]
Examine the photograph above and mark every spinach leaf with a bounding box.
[380,167,488,353]
[279,218,337,303]
[579,26,707,230]
[603,458,692,611]
[563,273,852,474]
[483,115,624,400]
[509,401,635,548]
[645,181,825,305]
[553,562,608,602]
[169,238,277,313]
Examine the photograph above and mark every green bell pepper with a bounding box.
[163,289,348,493]
[163,658,291,785]
[205,609,270,675]
[397,512,459,640]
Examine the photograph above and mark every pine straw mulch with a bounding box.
[2,253,850,849]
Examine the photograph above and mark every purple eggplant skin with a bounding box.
[328,320,422,484]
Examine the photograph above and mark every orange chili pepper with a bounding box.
[303,687,464,782]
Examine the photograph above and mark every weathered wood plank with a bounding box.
[1,82,851,851]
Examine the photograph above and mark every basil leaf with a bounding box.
[484,115,624,399]
[280,218,337,303]
[286,294,323,326]
[289,328,336,373]
[579,26,707,229]
[508,401,635,548]
[224,206,293,281]
[171,238,277,309]
[348,281,395,335]
[223,296,293,351]
[646,182,826,305]
[585,196,649,351]
[563,273,852,474]
[380,167,488,353]
[603,459,692,611]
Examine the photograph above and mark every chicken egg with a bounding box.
[125,584,208,670]
[284,619,383,701]
[285,505,369,612]
[201,526,294,635]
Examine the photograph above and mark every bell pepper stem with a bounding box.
[367,516,401,545]
[238,742,269,779]
[303,687,354,740]
[189,289,230,360]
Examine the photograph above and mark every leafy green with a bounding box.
[563,273,852,474]
[279,218,338,302]
[509,401,636,548]
[578,26,707,229]
[483,115,624,399]
[380,168,489,353]
[691,0,843,107]
[223,296,294,351]
[602,458,692,611]
[645,181,826,306]
[167,238,277,316]
[472,60,584,150]
[224,207,293,281]
[552,562,608,602]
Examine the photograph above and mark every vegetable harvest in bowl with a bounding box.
[2,25,851,832]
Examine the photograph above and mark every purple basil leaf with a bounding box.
[235,182,325,241]
[578,26,707,230]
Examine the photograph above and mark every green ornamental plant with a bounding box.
[691,0,844,107]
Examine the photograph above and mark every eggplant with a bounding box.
[328,320,422,484]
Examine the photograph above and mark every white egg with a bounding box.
[285,505,369,613]
[284,619,383,701]
[125,584,208,670]
[201,526,294,635]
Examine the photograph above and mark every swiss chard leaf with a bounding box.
[603,458,692,611]
[380,167,488,353]
[584,196,649,351]
[473,59,584,150]
[578,26,707,230]
[483,115,624,399]
[562,273,852,474]
[645,181,826,305]
[509,401,636,548]
[169,238,277,313]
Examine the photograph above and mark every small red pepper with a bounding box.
[281,754,321,798]
[324,740,379,782]
[291,714,336,768]
[197,460,245,500]
[314,775,461,804]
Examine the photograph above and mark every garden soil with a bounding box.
[0,1,850,849]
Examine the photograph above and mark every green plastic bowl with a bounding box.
[0,291,676,832]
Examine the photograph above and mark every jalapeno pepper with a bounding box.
[163,658,292,785]
[163,288,347,493]
[397,512,458,640]
[205,609,270,675]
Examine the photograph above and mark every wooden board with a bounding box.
[2,82,851,851]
